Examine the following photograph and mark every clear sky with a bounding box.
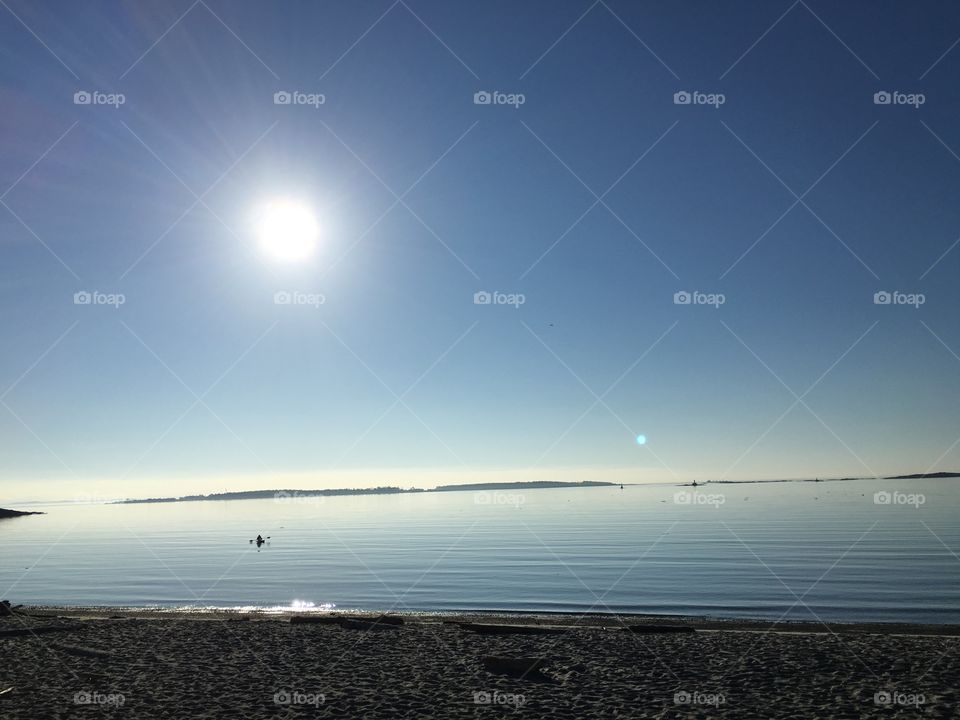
[2,1,959,502]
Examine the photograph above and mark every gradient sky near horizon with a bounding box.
[2,1,960,502]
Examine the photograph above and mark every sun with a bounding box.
[256,199,319,262]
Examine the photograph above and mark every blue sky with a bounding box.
[2,1,960,501]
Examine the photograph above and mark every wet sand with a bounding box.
[1,608,957,718]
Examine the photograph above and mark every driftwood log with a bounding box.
[0,624,86,639]
[624,624,695,634]
[457,622,564,635]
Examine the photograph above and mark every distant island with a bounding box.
[431,481,613,492]
[0,507,44,519]
[686,473,960,486]
[885,471,960,479]
[701,477,864,485]
[121,486,420,504]
[117,480,616,505]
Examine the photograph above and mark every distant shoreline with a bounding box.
[677,471,960,487]
[884,471,960,479]
[10,472,957,507]
[115,480,617,505]
[678,477,864,486]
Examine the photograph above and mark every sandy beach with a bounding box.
[1,608,956,718]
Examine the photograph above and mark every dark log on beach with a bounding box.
[458,622,565,635]
[291,614,404,628]
[339,618,400,632]
[372,614,404,626]
[625,624,695,634]
[482,656,554,682]
[290,615,344,625]
[51,643,113,659]
[0,624,86,638]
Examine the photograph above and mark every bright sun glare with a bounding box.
[256,199,319,262]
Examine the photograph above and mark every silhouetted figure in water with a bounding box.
[256,535,264,545]
[692,480,698,487]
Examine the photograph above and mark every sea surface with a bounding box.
[1,478,958,623]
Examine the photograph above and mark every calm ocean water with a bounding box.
[1,478,957,623]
